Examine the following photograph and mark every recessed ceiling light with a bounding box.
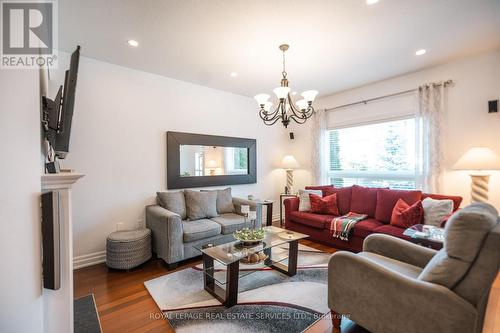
[415,49,427,56]
[230,72,238,77]
[127,40,139,47]
[366,0,379,5]
[291,91,297,95]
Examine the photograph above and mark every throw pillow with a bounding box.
[156,190,186,220]
[201,188,234,214]
[323,186,353,215]
[185,190,218,220]
[390,199,424,228]
[309,193,340,216]
[298,189,323,211]
[422,197,454,226]
[375,188,422,223]
[305,185,335,197]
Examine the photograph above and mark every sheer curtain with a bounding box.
[311,109,329,185]
[416,83,447,193]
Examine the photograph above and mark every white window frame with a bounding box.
[327,115,419,189]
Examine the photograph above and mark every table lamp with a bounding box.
[453,147,500,203]
[281,155,300,194]
[206,159,219,176]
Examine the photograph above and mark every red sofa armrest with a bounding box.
[284,197,299,228]
[284,197,299,213]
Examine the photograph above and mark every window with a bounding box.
[224,147,248,175]
[328,117,418,190]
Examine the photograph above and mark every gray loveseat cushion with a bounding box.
[185,190,218,220]
[182,219,221,242]
[419,203,497,288]
[156,190,186,220]
[202,188,235,214]
[211,213,249,234]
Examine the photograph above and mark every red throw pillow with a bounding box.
[309,193,340,216]
[390,198,424,228]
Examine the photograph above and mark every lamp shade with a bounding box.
[281,155,300,169]
[453,147,500,171]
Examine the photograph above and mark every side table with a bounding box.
[403,224,444,250]
[254,200,274,226]
[279,193,298,227]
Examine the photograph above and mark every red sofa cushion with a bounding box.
[390,199,424,228]
[289,211,335,229]
[305,185,335,197]
[323,186,352,216]
[352,218,384,238]
[350,185,378,217]
[309,193,340,216]
[373,224,411,240]
[422,193,462,211]
[375,189,422,223]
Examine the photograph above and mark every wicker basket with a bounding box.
[106,229,152,269]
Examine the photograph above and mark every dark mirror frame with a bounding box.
[166,131,257,189]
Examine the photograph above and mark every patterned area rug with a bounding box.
[145,245,331,333]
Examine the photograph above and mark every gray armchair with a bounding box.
[328,203,500,333]
[146,194,257,269]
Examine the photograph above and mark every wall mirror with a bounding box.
[167,132,256,189]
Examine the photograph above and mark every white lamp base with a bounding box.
[286,169,294,193]
[470,174,490,203]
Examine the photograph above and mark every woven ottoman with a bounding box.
[106,229,152,270]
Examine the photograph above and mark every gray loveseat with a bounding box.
[146,188,257,268]
[328,203,500,333]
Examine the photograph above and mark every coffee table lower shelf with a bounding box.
[202,239,299,308]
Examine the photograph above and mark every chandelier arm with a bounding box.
[288,114,308,124]
[260,111,283,126]
[286,93,313,119]
[258,105,281,122]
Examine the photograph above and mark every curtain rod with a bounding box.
[324,79,453,112]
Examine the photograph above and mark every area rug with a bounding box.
[74,294,102,333]
[145,244,331,333]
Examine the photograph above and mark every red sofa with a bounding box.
[284,185,462,252]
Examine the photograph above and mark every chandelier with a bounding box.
[254,44,318,128]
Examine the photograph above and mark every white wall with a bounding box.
[0,71,44,332]
[49,54,289,260]
[289,50,500,209]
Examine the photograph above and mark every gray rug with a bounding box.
[145,245,331,333]
[74,294,102,333]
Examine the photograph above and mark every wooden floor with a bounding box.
[74,239,499,333]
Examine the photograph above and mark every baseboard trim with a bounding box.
[74,251,106,270]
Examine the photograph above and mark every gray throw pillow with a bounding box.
[185,190,218,220]
[156,190,186,220]
[202,188,235,214]
[418,203,497,288]
[298,189,322,212]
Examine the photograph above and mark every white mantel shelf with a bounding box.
[41,171,84,333]
[41,172,85,189]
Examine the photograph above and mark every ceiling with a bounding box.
[59,0,500,98]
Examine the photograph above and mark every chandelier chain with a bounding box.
[282,49,287,78]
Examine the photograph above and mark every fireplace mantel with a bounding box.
[41,172,84,333]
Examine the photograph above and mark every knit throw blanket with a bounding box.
[326,212,367,241]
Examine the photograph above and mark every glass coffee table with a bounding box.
[194,226,308,307]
